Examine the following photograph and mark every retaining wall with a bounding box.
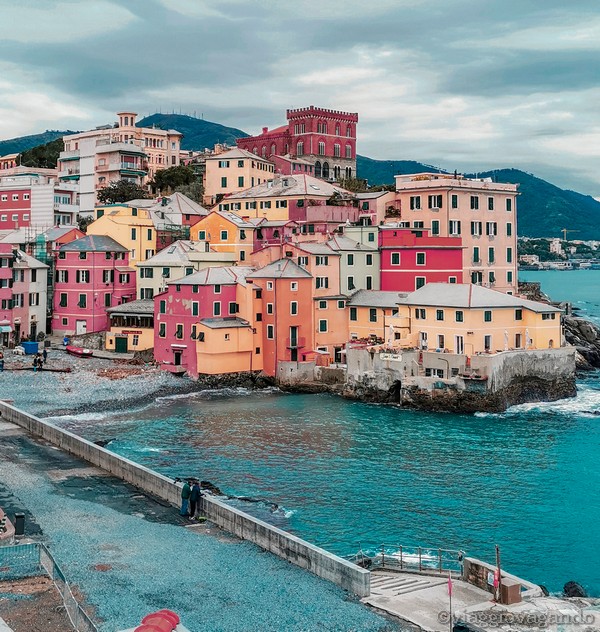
[0,401,369,597]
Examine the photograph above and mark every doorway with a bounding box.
[115,336,128,353]
[76,320,87,335]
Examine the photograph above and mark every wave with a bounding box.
[155,386,282,403]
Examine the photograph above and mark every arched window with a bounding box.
[346,124,352,138]
[334,144,340,157]
[322,162,330,179]
[345,167,352,179]
[296,141,304,156]
[271,143,276,155]
[315,161,322,178]
[253,147,258,155]
[334,166,341,180]
[262,146,267,158]
[335,123,341,136]
[318,141,325,156]
[345,144,352,159]
[285,143,289,154]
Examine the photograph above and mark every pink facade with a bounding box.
[52,235,136,335]
[379,228,464,292]
[0,188,31,230]
[252,220,299,250]
[0,244,14,344]
[237,106,358,180]
[153,267,249,376]
[270,155,314,177]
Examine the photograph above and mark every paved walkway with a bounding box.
[364,571,492,632]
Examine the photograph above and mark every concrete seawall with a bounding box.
[0,400,369,597]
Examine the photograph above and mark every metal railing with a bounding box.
[0,542,98,632]
[348,543,465,576]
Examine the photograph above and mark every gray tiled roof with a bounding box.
[106,299,154,315]
[226,174,352,200]
[200,317,252,329]
[348,290,408,308]
[405,283,562,312]
[59,235,128,252]
[170,266,255,286]
[247,258,312,279]
[327,235,377,252]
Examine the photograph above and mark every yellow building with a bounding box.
[203,148,274,206]
[106,299,154,353]
[347,290,409,342]
[190,210,256,264]
[388,283,562,355]
[88,204,157,268]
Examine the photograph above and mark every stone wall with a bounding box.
[67,331,106,350]
[463,557,541,601]
[0,400,369,597]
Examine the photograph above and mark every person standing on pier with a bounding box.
[180,479,192,516]
[189,480,201,519]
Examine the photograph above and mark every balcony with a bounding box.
[286,336,306,349]
[107,162,147,176]
[53,202,79,214]
[58,150,80,162]
[58,167,80,180]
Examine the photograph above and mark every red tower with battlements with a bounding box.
[236,106,358,181]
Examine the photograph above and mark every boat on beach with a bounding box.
[66,345,94,358]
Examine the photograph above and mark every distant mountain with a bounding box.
[137,113,248,151]
[0,130,75,156]
[358,157,600,240]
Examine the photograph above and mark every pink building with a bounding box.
[379,228,464,292]
[0,244,14,345]
[252,219,299,250]
[154,266,253,375]
[236,106,358,181]
[52,235,136,335]
[270,154,314,177]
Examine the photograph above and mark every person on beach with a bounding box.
[189,479,202,519]
[0,350,4,372]
[42,348,48,364]
[180,479,192,516]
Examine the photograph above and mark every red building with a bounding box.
[236,106,358,181]
[379,228,464,292]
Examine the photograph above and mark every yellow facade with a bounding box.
[204,150,274,206]
[106,326,154,352]
[348,305,403,342]
[196,322,261,374]
[88,205,156,268]
[189,211,254,264]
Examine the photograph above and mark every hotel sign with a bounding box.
[380,352,402,361]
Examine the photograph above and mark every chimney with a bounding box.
[262,127,268,134]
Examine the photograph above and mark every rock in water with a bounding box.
[564,581,587,598]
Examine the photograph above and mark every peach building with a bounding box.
[190,210,257,264]
[203,148,275,206]
[347,290,407,342]
[394,173,518,293]
[59,112,182,214]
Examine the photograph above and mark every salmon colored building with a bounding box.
[52,235,136,335]
[379,227,464,291]
[190,210,256,264]
[246,259,314,376]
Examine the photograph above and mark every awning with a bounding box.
[0,325,12,333]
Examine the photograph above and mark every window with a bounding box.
[413,221,424,229]
[449,220,461,235]
[319,300,327,309]
[214,284,221,293]
[131,228,137,240]
[338,300,345,309]
[369,308,377,322]
[436,309,444,321]
[229,302,238,315]
[119,273,130,284]
[484,310,492,322]
[192,302,199,316]
[218,160,230,168]
[488,247,495,263]
[391,252,400,265]
[350,307,358,321]
[12,194,18,201]
[470,196,479,210]
[409,196,421,210]
[59,293,67,308]
[221,177,227,188]
[267,282,273,290]
[471,221,482,236]
[347,253,354,266]
[238,160,244,168]
[291,301,298,315]
[23,193,30,200]
[162,268,170,279]
[290,282,298,291]
[506,198,512,212]
[79,252,87,260]
[347,276,355,291]
[105,293,111,307]
[507,247,513,263]
[334,144,340,157]
[451,194,458,209]
[318,142,325,156]
[267,303,273,314]
[488,271,496,285]
[368,232,375,242]
[298,256,308,267]
[315,277,329,289]
[31,269,37,283]
[473,247,480,263]
[296,141,304,156]
[175,324,183,339]
[506,222,512,237]
[319,319,327,332]
[515,309,523,321]
[159,300,166,314]
[267,325,274,339]
[213,302,221,316]
[76,270,90,283]
[416,252,426,266]
[428,194,442,209]
[315,255,329,266]
[431,220,440,235]
[415,308,426,319]
[255,347,261,355]
[415,277,426,289]
[455,310,464,322]
[449,276,457,284]
[185,267,194,276]
[366,254,373,266]
[437,335,445,350]
[220,230,228,240]
[145,249,154,259]
[486,222,497,236]
[198,230,206,240]
[78,294,87,308]
[366,276,373,290]
[238,176,244,188]
[507,270,513,283]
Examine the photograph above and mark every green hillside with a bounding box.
[138,113,248,151]
[357,155,442,184]
[0,130,74,156]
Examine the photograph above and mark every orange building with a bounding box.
[190,210,256,264]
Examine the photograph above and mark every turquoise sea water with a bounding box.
[43,270,600,597]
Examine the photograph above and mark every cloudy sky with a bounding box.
[1,0,599,194]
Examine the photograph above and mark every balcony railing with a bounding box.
[286,336,306,349]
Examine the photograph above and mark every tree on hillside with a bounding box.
[151,165,197,193]
[338,177,369,193]
[18,138,63,169]
[97,180,151,205]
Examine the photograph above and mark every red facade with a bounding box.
[379,229,464,292]
[0,188,31,230]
